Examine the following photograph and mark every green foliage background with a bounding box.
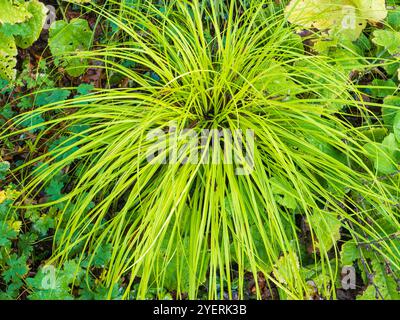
[0,0,400,300]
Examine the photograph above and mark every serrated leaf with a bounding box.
[92,243,112,268]
[35,89,71,106]
[2,254,29,283]
[358,257,400,300]
[0,221,17,247]
[273,252,300,285]
[33,215,55,236]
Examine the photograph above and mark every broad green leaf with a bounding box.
[35,89,71,106]
[354,0,388,22]
[394,111,400,142]
[370,79,397,98]
[270,177,297,210]
[383,96,400,128]
[308,211,341,251]
[357,284,378,300]
[14,0,48,49]
[92,243,112,268]
[364,133,400,175]
[372,29,400,55]
[340,241,360,265]
[49,19,92,77]
[0,30,17,81]
[0,0,31,24]
[0,221,17,248]
[253,62,301,96]
[388,8,400,31]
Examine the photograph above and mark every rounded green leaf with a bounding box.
[49,18,92,77]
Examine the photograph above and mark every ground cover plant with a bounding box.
[0,0,400,300]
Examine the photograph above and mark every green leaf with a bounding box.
[370,79,397,98]
[49,19,92,77]
[92,243,112,268]
[62,0,92,3]
[253,62,301,96]
[33,215,55,236]
[61,260,84,285]
[19,111,45,132]
[76,83,94,95]
[340,241,360,265]
[2,254,29,283]
[364,133,400,175]
[270,176,297,210]
[26,267,73,300]
[308,211,341,251]
[383,96,400,128]
[372,29,400,55]
[0,161,10,180]
[273,252,300,285]
[357,284,378,300]
[358,257,400,300]
[387,8,400,31]
[0,0,32,24]
[0,221,17,248]
[35,89,71,106]
[0,30,17,81]
[14,0,48,49]
[18,232,38,256]
[394,111,400,142]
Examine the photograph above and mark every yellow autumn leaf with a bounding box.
[0,190,6,204]
[11,221,22,233]
[353,0,387,23]
[285,0,387,40]
[285,0,345,30]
